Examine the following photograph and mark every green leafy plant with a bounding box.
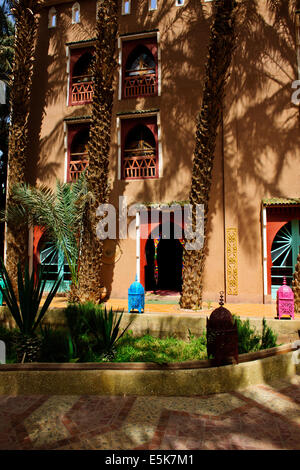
[0,261,62,362]
[233,315,261,354]
[82,302,132,359]
[233,315,278,354]
[39,324,78,363]
[65,302,132,360]
[261,317,277,350]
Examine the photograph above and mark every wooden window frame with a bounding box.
[121,116,159,180]
[122,37,158,100]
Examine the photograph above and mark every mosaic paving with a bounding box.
[1,376,300,450]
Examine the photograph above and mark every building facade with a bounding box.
[25,0,300,303]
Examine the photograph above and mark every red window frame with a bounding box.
[122,37,158,100]
[266,206,300,296]
[67,123,90,182]
[68,47,95,106]
[121,116,159,180]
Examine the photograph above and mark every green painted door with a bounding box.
[271,220,300,299]
[40,242,71,293]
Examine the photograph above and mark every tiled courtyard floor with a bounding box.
[1,376,300,450]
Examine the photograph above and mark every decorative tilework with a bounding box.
[226,227,239,296]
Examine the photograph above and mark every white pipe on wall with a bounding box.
[262,206,268,299]
[136,211,140,282]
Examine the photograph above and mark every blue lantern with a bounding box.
[128,276,145,314]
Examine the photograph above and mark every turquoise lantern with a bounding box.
[128,276,145,314]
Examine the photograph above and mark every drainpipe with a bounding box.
[262,204,268,303]
[136,211,140,282]
[221,108,227,302]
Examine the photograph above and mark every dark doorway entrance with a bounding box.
[144,223,183,292]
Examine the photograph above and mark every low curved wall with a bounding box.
[0,345,298,396]
[1,307,300,342]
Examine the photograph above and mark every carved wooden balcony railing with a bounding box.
[71,75,94,104]
[69,152,89,181]
[123,153,157,179]
[123,72,157,98]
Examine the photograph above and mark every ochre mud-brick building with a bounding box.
[25,0,300,303]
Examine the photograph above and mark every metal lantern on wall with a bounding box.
[206,292,239,366]
[277,277,295,320]
[128,276,145,314]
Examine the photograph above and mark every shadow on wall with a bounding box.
[28,0,300,299]
[106,0,300,297]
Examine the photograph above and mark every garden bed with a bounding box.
[0,344,298,396]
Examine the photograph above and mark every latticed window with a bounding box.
[68,126,89,181]
[122,123,158,179]
[69,49,94,105]
[149,0,157,10]
[122,40,158,99]
[72,2,80,23]
[48,7,57,28]
[122,0,131,15]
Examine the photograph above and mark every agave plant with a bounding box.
[0,260,62,362]
[67,302,132,360]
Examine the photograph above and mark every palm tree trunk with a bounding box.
[78,1,118,303]
[5,1,39,283]
[180,0,238,310]
[292,252,300,313]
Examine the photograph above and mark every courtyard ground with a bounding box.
[1,295,300,451]
[1,376,300,450]
[50,293,282,318]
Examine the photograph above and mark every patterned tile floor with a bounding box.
[1,376,300,450]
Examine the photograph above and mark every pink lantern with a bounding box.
[277,277,295,320]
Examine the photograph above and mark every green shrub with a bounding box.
[39,324,78,363]
[233,316,261,354]
[233,316,278,354]
[261,318,277,350]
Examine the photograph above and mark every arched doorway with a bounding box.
[145,223,183,293]
[271,220,300,298]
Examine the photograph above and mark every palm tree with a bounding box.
[5,0,41,286]
[0,1,14,259]
[78,0,118,303]
[180,0,238,310]
[0,1,14,84]
[1,174,90,300]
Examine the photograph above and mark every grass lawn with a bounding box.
[109,332,207,364]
